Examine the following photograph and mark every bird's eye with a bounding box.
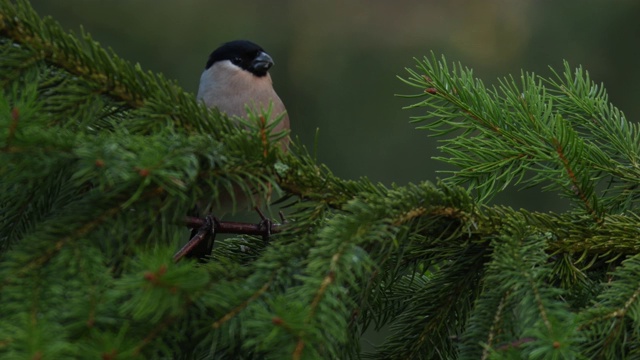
[231,57,243,65]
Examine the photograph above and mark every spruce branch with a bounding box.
[5,1,640,358]
[0,0,145,107]
[400,53,640,217]
[482,291,510,360]
[211,273,274,329]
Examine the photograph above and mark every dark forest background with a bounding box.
[30,0,640,212]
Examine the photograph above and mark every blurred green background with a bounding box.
[30,0,640,212]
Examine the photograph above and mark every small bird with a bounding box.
[197,40,289,212]
[182,40,289,260]
[197,40,289,141]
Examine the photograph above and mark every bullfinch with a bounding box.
[197,39,289,142]
[185,40,288,260]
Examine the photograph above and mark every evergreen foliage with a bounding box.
[1,1,640,358]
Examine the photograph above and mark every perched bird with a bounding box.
[197,39,289,210]
[183,40,289,260]
[197,39,289,142]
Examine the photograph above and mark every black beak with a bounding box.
[251,52,274,74]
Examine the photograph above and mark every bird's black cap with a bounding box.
[205,40,273,77]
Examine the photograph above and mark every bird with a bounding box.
[197,40,289,143]
[182,40,289,261]
[197,39,289,210]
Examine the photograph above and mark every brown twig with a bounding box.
[183,216,283,236]
[173,215,284,262]
[212,274,274,329]
[172,218,216,262]
[495,337,537,351]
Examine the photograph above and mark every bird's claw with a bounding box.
[173,214,218,263]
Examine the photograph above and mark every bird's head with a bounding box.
[205,40,274,78]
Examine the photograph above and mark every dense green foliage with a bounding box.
[2,1,640,359]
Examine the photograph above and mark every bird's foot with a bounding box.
[254,207,287,244]
[173,215,218,262]
[175,211,285,262]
